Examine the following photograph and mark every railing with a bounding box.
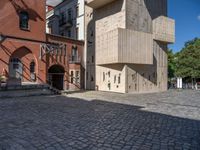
[69,55,81,64]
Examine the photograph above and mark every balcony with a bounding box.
[69,55,81,64]
[96,28,153,65]
[59,18,73,28]
[85,0,117,9]
[153,16,175,43]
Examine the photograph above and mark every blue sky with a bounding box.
[168,0,200,52]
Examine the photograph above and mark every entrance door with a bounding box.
[48,65,65,90]
[9,58,23,80]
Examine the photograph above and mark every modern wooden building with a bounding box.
[85,0,175,93]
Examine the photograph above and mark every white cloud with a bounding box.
[197,15,200,21]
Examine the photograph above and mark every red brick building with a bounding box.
[0,0,84,90]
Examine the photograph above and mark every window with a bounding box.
[30,61,35,73]
[60,31,64,36]
[59,12,66,25]
[71,71,74,84]
[72,46,78,61]
[76,5,79,17]
[68,9,72,20]
[75,71,79,84]
[114,75,116,83]
[91,75,94,82]
[90,28,94,37]
[118,74,121,84]
[67,30,71,37]
[108,71,110,77]
[13,64,19,69]
[103,72,105,81]
[76,27,79,39]
[92,56,94,63]
[19,11,29,29]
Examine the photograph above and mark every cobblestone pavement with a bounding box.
[0,90,200,150]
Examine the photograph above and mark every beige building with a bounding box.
[85,0,175,93]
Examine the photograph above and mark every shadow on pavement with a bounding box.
[0,95,199,150]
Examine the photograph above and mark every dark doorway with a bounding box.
[48,65,65,90]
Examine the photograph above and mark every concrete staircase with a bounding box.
[0,83,60,98]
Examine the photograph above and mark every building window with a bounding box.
[76,27,79,39]
[108,71,110,78]
[76,5,79,17]
[19,11,29,30]
[103,72,105,81]
[118,74,121,84]
[30,61,35,73]
[59,12,66,25]
[75,71,79,84]
[90,29,94,37]
[60,31,65,36]
[68,9,72,20]
[71,71,74,84]
[67,30,71,37]
[49,26,52,34]
[91,75,94,82]
[92,56,94,63]
[72,46,78,61]
[114,75,116,83]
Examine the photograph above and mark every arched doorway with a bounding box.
[48,65,65,90]
[9,47,37,83]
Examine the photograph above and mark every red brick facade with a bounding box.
[0,0,84,90]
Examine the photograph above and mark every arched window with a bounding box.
[19,11,29,29]
[30,61,35,73]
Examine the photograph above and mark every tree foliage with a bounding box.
[167,49,176,79]
[175,38,200,79]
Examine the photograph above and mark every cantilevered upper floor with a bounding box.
[86,0,175,65]
[85,0,117,9]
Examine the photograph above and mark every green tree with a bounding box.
[167,49,176,80]
[175,38,200,87]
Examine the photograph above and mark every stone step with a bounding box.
[0,84,56,98]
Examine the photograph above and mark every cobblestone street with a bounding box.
[0,90,200,150]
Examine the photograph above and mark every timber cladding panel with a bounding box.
[96,28,153,65]
[86,0,174,93]
[118,28,153,64]
[153,16,175,43]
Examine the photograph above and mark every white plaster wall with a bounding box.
[46,0,85,40]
